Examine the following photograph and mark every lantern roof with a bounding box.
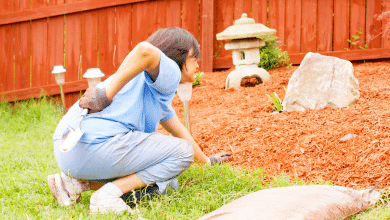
[216,13,276,41]
[51,65,66,74]
[83,68,105,78]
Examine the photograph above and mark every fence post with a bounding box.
[200,0,214,72]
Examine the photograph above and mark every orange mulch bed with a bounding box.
[158,60,390,189]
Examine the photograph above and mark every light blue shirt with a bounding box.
[53,50,181,144]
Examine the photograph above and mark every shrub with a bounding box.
[258,36,291,71]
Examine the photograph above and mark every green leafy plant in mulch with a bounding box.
[258,36,291,71]
[266,92,283,112]
[192,71,204,87]
[266,86,286,112]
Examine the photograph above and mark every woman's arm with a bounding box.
[79,42,161,112]
[105,42,161,100]
[160,114,209,163]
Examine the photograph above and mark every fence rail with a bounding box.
[1,0,390,107]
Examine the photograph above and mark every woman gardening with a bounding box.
[48,27,231,214]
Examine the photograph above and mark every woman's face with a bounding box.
[180,48,199,83]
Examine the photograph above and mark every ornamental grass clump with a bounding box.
[266,92,283,112]
[266,86,286,112]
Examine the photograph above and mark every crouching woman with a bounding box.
[48,27,231,214]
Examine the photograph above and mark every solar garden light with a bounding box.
[51,65,67,112]
[176,82,192,133]
[83,68,105,88]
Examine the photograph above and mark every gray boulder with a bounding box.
[283,52,359,112]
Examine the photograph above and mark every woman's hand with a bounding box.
[79,87,112,113]
[209,152,232,165]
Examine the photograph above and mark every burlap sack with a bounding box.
[197,185,380,220]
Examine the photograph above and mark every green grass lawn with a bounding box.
[0,98,389,219]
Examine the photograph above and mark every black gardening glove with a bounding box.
[209,152,232,165]
[79,87,112,113]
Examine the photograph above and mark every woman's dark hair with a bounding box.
[146,27,200,70]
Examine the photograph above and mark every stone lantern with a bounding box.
[216,13,277,89]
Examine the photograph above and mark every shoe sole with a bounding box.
[47,174,73,206]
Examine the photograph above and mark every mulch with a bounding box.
[158,60,390,190]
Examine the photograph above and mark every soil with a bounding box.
[157,60,390,189]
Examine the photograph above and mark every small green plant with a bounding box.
[259,36,291,71]
[266,92,283,112]
[192,71,204,87]
[345,29,367,51]
[266,86,286,112]
[359,44,368,50]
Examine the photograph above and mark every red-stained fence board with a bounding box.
[132,2,149,47]
[31,18,48,88]
[0,0,148,26]
[98,7,116,76]
[289,48,390,64]
[81,10,99,72]
[148,0,166,36]
[166,0,181,28]
[0,0,14,13]
[65,13,82,81]
[285,0,301,53]
[317,0,332,52]
[350,0,366,50]
[300,0,317,53]
[200,0,215,72]
[334,0,349,51]
[49,0,65,5]
[31,0,46,8]
[65,91,82,109]
[382,0,390,48]
[182,0,199,41]
[0,25,14,92]
[48,16,65,85]
[215,0,233,60]
[47,0,64,86]
[115,4,132,67]
[251,0,267,25]
[32,0,48,88]
[269,0,286,51]
[15,0,30,11]
[366,0,382,48]
[0,27,4,92]
[234,0,251,20]
[14,22,31,90]
[65,0,83,108]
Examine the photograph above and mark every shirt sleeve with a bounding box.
[144,50,181,123]
[144,50,181,95]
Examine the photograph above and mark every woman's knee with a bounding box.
[176,139,194,164]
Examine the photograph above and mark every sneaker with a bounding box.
[89,183,135,215]
[47,172,90,206]
[121,184,160,206]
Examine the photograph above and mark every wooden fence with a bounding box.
[1,0,390,107]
